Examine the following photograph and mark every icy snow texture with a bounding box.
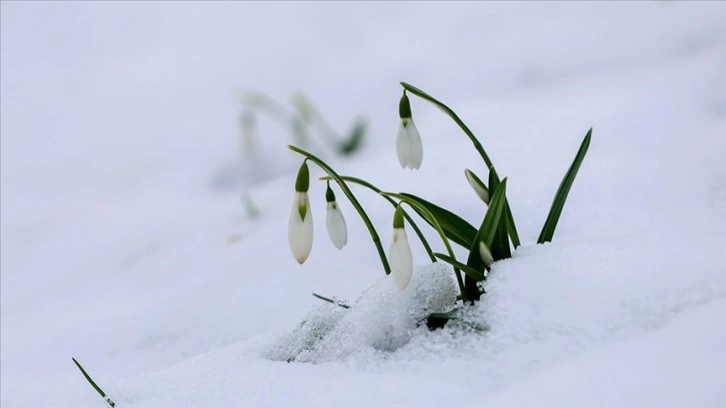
[267,263,458,363]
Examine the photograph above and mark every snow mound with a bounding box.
[266,262,458,363]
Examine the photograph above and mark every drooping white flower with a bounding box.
[325,183,347,250]
[389,205,413,290]
[396,92,423,169]
[465,169,490,205]
[288,162,313,264]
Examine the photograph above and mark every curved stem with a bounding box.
[382,192,468,303]
[400,82,494,170]
[401,82,521,248]
[320,175,436,263]
[289,145,391,275]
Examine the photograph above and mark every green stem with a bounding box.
[382,192,468,303]
[320,175,436,263]
[400,82,521,248]
[289,145,391,275]
[400,82,494,170]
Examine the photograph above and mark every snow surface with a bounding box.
[2,2,726,407]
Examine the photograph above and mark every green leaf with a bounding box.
[538,128,592,244]
[72,358,115,407]
[433,252,486,281]
[338,119,366,155]
[312,293,350,309]
[504,201,521,248]
[399,193,477,249]
[487,170,511,261]
[463,178,509,301]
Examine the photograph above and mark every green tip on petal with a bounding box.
[393,204,405,229]
[295,161,310,192]
[325,182,336,203]
[298,195,307,219]
[399,92,412,119]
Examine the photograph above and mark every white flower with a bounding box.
[389,228,413,290]
[288,162,313,264]
[396,119,423,170]
[325,185,348,250]
[288,191,313,264]
[389,205,413,290]
[396,92,423,170]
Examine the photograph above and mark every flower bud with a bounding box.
[288,162,313,264]
[479,241,493,268]
[396,91,423,170]
[465,169,490,205]
[325,183,348,250]
[389,204,413,290]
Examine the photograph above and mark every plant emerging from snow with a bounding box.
[288,82,592,324]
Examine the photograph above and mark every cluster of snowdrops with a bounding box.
[287,82,591,311]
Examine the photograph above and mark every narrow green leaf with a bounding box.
[72,358,115,407]
[504,201,521,248]
[312,293,350,309]
[537,128,592,244]
[399,193,477,249]
[338,119,366,155]
[463,178,508,301]
[487,169,511,261]
[433,252,485,281]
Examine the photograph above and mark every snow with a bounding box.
[2,2,725,407]
[267,262,458,364]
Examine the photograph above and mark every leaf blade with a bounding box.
[537,128,592,244]
[399,193,477,249]
[463,178,509,301]
[433,252,486,282]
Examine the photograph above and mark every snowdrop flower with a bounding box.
[288,161,313,264]
[325,182,348,250]
[465,169,490,205]
[388,205,413,290]
[396,91,423,169]
[479,241,493,268]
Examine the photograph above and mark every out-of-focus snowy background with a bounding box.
[2,2,725,407]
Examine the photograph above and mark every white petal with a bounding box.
[389,228,413,290]
[405,120,423,169]
[396,122,411,169]
[288,192,313,264]
[326,202,348,250]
